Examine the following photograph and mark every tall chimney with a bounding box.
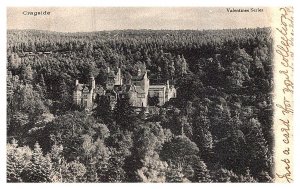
[89,76,95,90]
[166,80,169,89]
[137,68,142,76]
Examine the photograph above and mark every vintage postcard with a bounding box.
[6,7,293,183]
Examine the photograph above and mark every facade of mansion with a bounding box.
[73,67,176,111]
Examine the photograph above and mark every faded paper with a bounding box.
[272,7,294,183]
[6,7,293,183]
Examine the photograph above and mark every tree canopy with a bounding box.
[7,28,274,182]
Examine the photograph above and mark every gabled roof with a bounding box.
[132,73,146,81]
[76,84,84,91]
[75,83,92,92]
[107,70,116,78]
[83,86,90,93]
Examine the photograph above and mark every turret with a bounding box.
[73,79,80,105]
[117,67,123,85]
[166,80,169,90]
[114,68,122,86]
[89,76,95,90]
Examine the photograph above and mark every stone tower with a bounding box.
[114,67,123,86]
[89,75,95,90]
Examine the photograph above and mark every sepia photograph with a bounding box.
[5,6,294,183]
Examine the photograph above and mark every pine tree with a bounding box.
[49,143,64,182]
[245,118,271,177]
[106,150,126,182]
[38,74,47,99]
[22,142,52,182]
[166,164,190,183]
[65,160,86,182]
[7,139,32,182]
[238,168,257,182]
[58,79,71,112]
[114,96,136,131]
[169,60,175,80]
[193,160,212,182]
[211,168,239,183]
[21,64,33,83]
[81,136,110,182]
[93,96,113,124]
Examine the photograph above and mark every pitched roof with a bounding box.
[132,73,145,81]
[75,83,93,92]
[83,86,90,93]
[107,71,115,78]
[76,84,84,91]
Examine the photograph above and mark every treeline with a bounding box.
[7,28,274,182]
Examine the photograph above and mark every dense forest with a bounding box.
[7,28,274,182]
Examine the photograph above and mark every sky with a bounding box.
[7,7,273,32]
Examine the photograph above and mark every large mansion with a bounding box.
[73,67,176,111]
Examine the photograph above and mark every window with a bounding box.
[84,100,88,107]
